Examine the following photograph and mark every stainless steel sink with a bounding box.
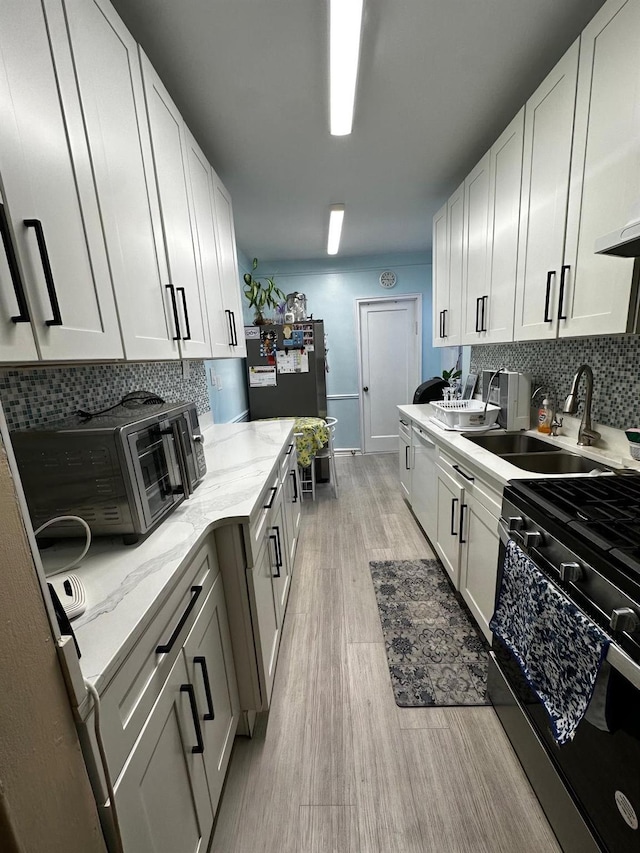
[501,452,613,475]
[464,433,561,454]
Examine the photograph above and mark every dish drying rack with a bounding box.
[430,399,501,429]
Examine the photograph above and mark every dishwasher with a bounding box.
[411,425,438,545]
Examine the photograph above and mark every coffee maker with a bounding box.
[481,370,531,431]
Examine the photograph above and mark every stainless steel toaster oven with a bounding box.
[11,401,206,543]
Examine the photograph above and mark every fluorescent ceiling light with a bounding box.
[330,0,364,136]
[327,205,345,255]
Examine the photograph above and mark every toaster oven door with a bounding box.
[127,423,183,530]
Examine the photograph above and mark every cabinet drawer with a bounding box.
[399,418,412,442]
[439,449,502,516]
[280,440,296,478]
[250,471,281,549]
[98,540,218,781]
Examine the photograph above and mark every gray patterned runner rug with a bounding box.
[369,559,491,707]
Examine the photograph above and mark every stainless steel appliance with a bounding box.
[490,475,640,853]
[246,320,327,420]
[481,369,531,431]
[11,402,206,543]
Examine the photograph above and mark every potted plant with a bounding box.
[243,258,286,325]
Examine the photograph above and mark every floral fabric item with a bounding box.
[490,539,610,745]
[293,417,329,468]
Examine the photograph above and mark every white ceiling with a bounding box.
[110,0,606,262]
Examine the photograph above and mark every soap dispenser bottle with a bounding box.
[537,398,553,434]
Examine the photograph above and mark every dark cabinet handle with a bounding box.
[176,287,191,340]
[543,270,555,322]
[453,464,474,482]
[459,503,467,544]
[363,386,369,392]
[180,684,204,753]
[481,295,488,332]
[24,219,62,326]
[558,265,569,321]
[225,309,233,346]
[439,310,443,338]
[269,533,281,578]
[156,585,203,653]
[264,486,277,509]
[230,310,238,346]
[273,525,283,568]
[475,297,481,332]
[291,469,298,502]
[194,656,215,721]
[0,204,29,323]
[405,445,410,470]
[442,309,448,338]
[286,443,294,456]
[166,284,181,340]
[450,497,459,536]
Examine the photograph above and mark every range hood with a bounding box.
[595,200,640,257]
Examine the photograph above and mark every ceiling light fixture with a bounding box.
[327,204,345,255]
[329,0,364,136]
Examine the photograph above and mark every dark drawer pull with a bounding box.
[450,497,458,537]
[0,203,29,323]
[264,486,277,509]
[269,533,281,578]
[459,503,467,544]
[180,683,204,753]
[558,265,569,321]
[475,297,481,333]
[442,308,447,337]
[405,444,410,470]
[291,469,298,502]
[194,656,215,721]
[24,218,62,326]
[543,270,555,322]
[176,287,191,340]
[156,585,203,653]
[225,309,234,346]
[166,284,181,340]
[453,464,474,482]
[481,295,488,332]
[286,443,294,456]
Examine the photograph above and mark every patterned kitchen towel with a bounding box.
[490,539,610,745]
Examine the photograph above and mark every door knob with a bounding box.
[363,386,369,392]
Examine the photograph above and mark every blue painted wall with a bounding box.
[259,253,439,449]
[206,251,440,444]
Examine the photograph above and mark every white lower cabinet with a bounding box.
[434,464,464,589]
[183,574,240,811]
[113,653,214,853]
[459,491,501,643]
[398,418,413,501]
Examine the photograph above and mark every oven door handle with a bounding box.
[171,418,193,499]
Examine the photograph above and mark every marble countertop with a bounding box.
[398,404,640,487]
[40,419,295,699]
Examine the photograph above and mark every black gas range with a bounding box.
[489,473,640,853]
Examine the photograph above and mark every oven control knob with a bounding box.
[522,530,542,549]
[507,516,524,532]
[559,562,583,583]
[610,607,640,634]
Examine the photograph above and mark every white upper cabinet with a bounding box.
[514,41,579,342]
[432,184,463,348]
[59,0,179,361]
[140,52,212,359]
[562,0,640,337]
[0,0,122,362]
[210,170,247,358]
[483,109,523,343]
[461,152,491,344]
[0,188,37,361]
[432,202,448,347]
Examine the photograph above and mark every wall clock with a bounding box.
[379,270,397,289]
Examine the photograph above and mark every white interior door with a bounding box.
[358,296,421,454]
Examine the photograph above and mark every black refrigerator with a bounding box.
[246,320,327,420]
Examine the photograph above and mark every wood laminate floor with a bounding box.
[211,453,561,853]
